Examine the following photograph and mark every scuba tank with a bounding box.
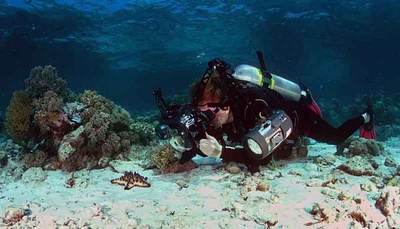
[232,64,303,102]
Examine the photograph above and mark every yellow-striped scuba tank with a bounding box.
[232,64,303,102]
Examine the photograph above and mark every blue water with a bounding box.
[0,0,399,112]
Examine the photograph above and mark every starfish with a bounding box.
[111,171,151,190]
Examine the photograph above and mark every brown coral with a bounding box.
[5,90,33,144]
[25,65,68,99]
[84,111,112,148]
[348,138,384,156]
[22,150,48,168]
[80,90,114,122]
[100,131,121,158]
[130,120,156,145]
[33,91,63,113]
[150,144,180,174]
[336,156,375,176]
[111,105,134,131]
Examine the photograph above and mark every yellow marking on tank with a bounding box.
[256,68,263,86]
[269,77,275,89]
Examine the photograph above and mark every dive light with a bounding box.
[243,110,293,160]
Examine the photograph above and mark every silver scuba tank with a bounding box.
[232,64,302,102]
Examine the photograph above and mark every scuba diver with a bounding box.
[154,52,375,173]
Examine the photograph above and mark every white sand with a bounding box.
[0,138,399,228]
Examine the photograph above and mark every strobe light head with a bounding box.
[243,110,293,160]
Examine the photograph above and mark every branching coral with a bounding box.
[130,120,156,145]
[111,105,134,132]
[5,66,155,172]
[33,91,69,136]
[33,91,63,113]
[84,111,111,148]
[4,83,157,171]
[118,131,140,151]
[5,91,33,145]
[25,65,68,99]
[100,131,121,158]
[52,89,154,171]
[80,90,114,122]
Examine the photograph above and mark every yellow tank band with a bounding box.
[269,78,275,89]
[256,69,263,86]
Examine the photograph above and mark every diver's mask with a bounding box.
[243,110,293,160]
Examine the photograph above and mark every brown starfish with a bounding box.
[111,171,151,190]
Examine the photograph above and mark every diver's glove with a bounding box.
[199,133,223,158]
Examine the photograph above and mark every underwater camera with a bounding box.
[153,89,211,164]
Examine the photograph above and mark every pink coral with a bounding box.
[33,92,72,146]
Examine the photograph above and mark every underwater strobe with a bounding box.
[243,110,293,160]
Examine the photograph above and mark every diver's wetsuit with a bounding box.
[205,82,365,168]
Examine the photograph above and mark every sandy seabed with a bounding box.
[0,138,399,229]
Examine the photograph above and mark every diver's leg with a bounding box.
[301,110,364,145]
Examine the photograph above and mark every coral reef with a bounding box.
[348,138,384,156]
[33,91,72,144]
[111,105,133,131]
[110,171,151,190]
[57,126,88,171]
[62,101,86,124]
[336,136,358,155]
[33,91,63,113]
[129,120,157,145]
[24,65,69,99]
[21,150,48,168]
[5,91,33,145]
[337,137,384,157]
[337,156,376,176]
[80,90,114,123]
[3,66,158,172]
[84,111,112,148]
